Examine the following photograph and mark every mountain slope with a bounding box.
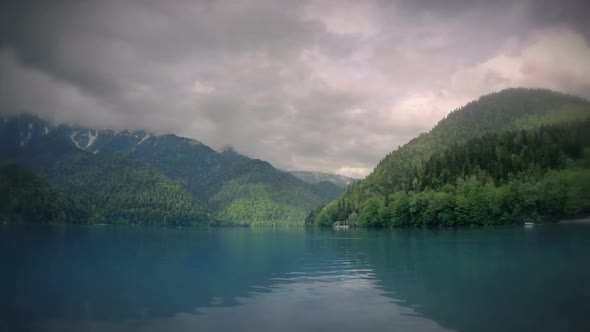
[211,163,343,225]
[311,88,590,226]
[0,113,340,225]
[0,163,84,223]
[288,170,356,188]
[348,88,590,201]
[45,152,212,225]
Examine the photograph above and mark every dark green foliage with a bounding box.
[342,88,590,206]
[311,88,590,227]
[132,142,342,224]
[0,163,85,223]
[407,120,590,191]
[45,153,211,226]
[0,114,341,226]
[359,198,383,227]
[384,169,590,226]
[4,88,590,227]
[320,121,590,227]
[209,163,338,224]
[2,152,213,226]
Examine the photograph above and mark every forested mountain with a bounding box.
[0,114,341,225]
[288,170,356,188]
[0,163,85,223]
[46,153,211,225]
[309,88,590,227]
[4,88,590,227]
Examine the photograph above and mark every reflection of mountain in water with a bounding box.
[0,226,453,332]
[2,226,589,332]
[0,226,309,325]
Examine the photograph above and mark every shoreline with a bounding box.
[560,217,590,224]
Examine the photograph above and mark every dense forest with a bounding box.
[0,114,342,225]
[309,89,590,227]
[0,163,85,223]
[1,155,211,225]
[3,88,590,227]
[47,153,212,225]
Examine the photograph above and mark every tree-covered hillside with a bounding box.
[211,161,342,225]
[0,114,341,225]
[0,163,84,223]
[45,153,212,225]
[4,88,589,226]
[310,88,590,227]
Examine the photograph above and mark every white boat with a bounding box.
[524,222,534,227]
[334,221,350,229]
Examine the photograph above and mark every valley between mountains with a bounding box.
[2,88,590,226]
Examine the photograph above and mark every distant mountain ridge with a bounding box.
[288,170,356,188]
[0,113,343,225]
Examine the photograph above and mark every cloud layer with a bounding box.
[1,0,589,177]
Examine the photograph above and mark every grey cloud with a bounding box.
[1,0,589,177]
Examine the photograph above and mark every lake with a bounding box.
[1,224,589,331]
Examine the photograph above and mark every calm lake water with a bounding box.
[1,224,589,332]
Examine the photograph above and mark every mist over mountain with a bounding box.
[288,170,357,188]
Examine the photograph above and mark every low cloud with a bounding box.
[1,0,589,178]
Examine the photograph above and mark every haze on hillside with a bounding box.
[1,0,589,178]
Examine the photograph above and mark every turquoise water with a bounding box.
[1,224,589,331]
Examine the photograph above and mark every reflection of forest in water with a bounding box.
[1,225,589,332]
[355,226,590,332]
[1,226,309,323]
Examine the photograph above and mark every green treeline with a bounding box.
[0,150,341,226]
[0,113,343,226]
[310,120,590,227]
[0,163,85,223]
[48,153,212,225]
[210,163,339,225]
[3,88,590,226]
[346,88,590,204]
[407,120,590,191]
[1,154,211,226]
[363,169,589,227]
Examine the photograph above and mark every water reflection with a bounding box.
[1,225,589,332]
[354,226,590,332]
[37,278,452,332]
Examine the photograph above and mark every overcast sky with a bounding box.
[1,0,589,177]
